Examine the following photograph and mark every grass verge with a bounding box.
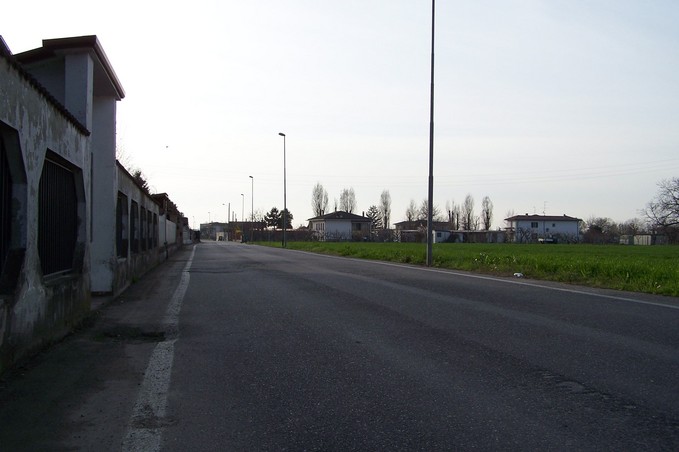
[256,242,679,297]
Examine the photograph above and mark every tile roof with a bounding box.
[505,214,582,222]
[308,211,370,221]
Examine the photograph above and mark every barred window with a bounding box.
[38,156,78,275]
[147,210,153,249]
[116,192,128,258]
[130,201,139,254]
[153,214,158,248]
[140,207,147,251]
[1,135,11,276]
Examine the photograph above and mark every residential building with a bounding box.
[505,214,582,243]
[309,211,371,241]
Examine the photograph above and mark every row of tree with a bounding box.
[311,183,392,230]
[312,183,493,231]
[307,177,679,241]
[585,177,679,243]
[403,194,495,231]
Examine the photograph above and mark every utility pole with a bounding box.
[426,0,436,267]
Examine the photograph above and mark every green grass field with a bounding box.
[258,242,679,297]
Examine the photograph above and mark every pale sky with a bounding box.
[3,1,679,229]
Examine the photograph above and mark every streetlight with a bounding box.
[223,202,230,241]
[241,193,244,241]
[426,0,436,267]
[249,175,254,242]
[278,132,287,247]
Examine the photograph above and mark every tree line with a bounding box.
[308,177,679,243]
[585,177,679,244]
[311,183,392,230]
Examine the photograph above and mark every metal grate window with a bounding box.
[153,213,158,248]
[147,210,153,249]
[116,192,128,258]
[1,135,11,276]
[38,157,77,275]
[140,207,147,251]
[130,201,139,254]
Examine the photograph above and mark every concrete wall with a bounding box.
[107,165,163,297]
[0,35,189,375]
[89,96,118,293]
[0,53,91,374]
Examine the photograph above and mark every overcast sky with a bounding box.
[4,1,679,229]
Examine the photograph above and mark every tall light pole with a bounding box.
[426,0,436,267]
[278,132,287,248]
[241,193,244,241]
[249,175,254,242]
[223,203,230,241]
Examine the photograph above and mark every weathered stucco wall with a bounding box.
[0,54,91,374]
[108,167,163,297]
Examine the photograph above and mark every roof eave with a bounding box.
[17,35,125,100]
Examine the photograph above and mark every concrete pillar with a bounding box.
[64,53,93,130]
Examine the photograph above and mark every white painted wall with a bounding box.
[324,219,352,239]
[513,219,579,236]
[510,217,581,242]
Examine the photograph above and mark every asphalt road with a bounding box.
[1,241,678,450]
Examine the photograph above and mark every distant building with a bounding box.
[505,214,582,243]
[620,234,668,246]
[308,211,371,241]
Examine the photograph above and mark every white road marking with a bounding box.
[122,246,195,452]
[285,248,679,311]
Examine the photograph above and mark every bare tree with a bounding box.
[116,145,133,171]
[379,190,392,229]
[461,194,476,231]
[584,217,619,244]
[339,188,356,213]
[405,199,418,222]
[418,199,443,222]
[642,177,679,229]
[446,200,462,230]
[445,200,453,223]
[481,196,493,231]
[505,209,515,227]
[619,218,647,235]
[452,204,461,230]
[311,182,328,217]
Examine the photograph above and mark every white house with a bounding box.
[505,214,582,243]
[308,211,372,241]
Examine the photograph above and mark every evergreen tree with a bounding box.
[366,205,382,230]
